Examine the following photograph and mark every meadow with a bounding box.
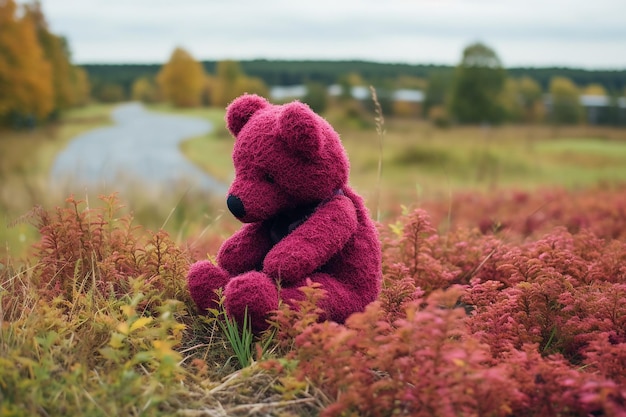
[178,105,626,218]
[1,103,626,416]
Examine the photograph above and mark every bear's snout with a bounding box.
[227,194,246,219]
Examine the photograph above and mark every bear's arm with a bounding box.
[218,222,273,275]
[263,194,358,283]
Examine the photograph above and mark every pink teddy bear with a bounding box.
[187,94,382,332]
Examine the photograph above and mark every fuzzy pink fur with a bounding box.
[187,94,382,332]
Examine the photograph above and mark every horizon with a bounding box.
[78,57,626,72]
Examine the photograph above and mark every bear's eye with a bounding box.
[264,173,276,184]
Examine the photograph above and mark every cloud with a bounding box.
[23,0,626,68]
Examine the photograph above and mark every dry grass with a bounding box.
[339,120,626,218]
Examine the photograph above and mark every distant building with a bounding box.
[580,94,611,125]
[391,89,424,117]
[271,84,425,111]
[327,85,371,100]
[545,94,626,125]
[269,85,308,102]
[270,85,625,125]
[392,89,424,103]
[583,95,626,125]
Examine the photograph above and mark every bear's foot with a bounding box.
[187,260,231,314]
[224,271,279,333]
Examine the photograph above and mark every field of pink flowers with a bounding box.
[1,184,625,416]
[265,183,626,416]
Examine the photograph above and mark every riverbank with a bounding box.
[147,104,235,184]
[0,104,117,257]
[1,103,229,259]
[50,102,226,196]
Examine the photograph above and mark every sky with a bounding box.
[23,0,626,69]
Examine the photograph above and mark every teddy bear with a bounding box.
[187,94,382,332]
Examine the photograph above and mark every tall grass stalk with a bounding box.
[160,186,191,230]
[369,86,385,222]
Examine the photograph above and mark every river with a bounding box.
[50,103,228,197]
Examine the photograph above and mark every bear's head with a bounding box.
[224,94,349,223]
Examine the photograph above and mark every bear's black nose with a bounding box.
[227,194,246,218]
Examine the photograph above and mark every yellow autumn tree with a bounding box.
[26,2,90,111]
[517,76,545,123]
[549,76,582,125]
[0,0,53,124]
[582,83,607,97]
[157,47,205,107]
[499,76,545,123]
[131,77,159,103]
[499,77,523,121]
[211,60,243,107]
[71,66,91,106]
[211,60,269,107]
[234,76,269,99]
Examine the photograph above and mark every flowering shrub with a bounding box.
[419,184,626,240]
[276,288,524,417]
[2,187,626,416]
[265,188,626,416]
[30,194,191,307]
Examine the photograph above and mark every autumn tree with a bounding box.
[499,76,545,123]
[449,42,506,124]
[499,78,522,122]
[210,60,269,107]
[549,76,582,125]
[211,60,241,107]
[131,76,158,103]
[157,47,205,107]
[235,76,269,100]
[201,75,215,106]
[0,0,53,125]
[582,83,607,96]
[25,2,75,114]
[517,76,545,123]
[97,83,125,103]
[71,66,91,106]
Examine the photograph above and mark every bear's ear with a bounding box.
[278,101,323,160]
[226,94,270,136]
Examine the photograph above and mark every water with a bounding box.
[50,102,228,196]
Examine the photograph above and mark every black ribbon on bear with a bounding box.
[267,189,344,245]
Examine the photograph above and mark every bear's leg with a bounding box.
[280,273,368,324]
[224,271,279,333]
[187,260,231,314]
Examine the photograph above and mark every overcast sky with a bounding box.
[25,0,626,69]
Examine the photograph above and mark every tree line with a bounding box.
[85,60,626,100]
[0,0,90,128]
[2,0,625,129]
[146,44,626,126]
[430,43,625,126]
